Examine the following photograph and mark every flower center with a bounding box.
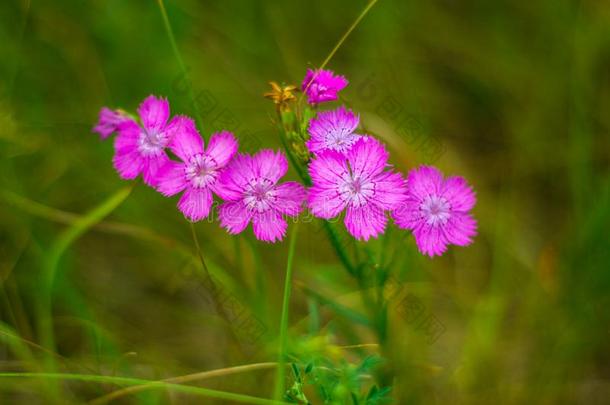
[137,129,166,157]
[420,195,450,226]
[327,128,357,152]
[244,178,275,212]
[185,154,218,189]
[339,175,374,208]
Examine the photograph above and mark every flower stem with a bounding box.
[189,222,210,276]
[188,222,244,353]
[274,116,357,278]
[273,222,299,400]
[298,0,379,105]
[322,220,357,276]
[0,372,288,405]
[91,362,279,404]
[38,184,134,399]
[318,0,379,70]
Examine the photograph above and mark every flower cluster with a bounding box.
[93,69,477,256]
[94,95,305,243]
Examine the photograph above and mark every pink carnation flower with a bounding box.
[93,107,130,139]
[308,137,407,241]
[113,95,175,187]
[301,69,348,105]
[155,117,238,222]
[306,106,361,156]
[216,150,307,243]
[392,166,477,257]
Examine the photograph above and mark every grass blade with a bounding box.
[0,372,289,405]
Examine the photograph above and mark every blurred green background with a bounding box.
[1,0,610,403]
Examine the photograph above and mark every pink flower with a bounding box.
[308,137,407,241]
[301,69,348,105]
[93,107,130,139]
[392,166,477,257]
[306,106,361,156]
[216,150,307,243]
[155,117,238,222]
[113,95,175,186]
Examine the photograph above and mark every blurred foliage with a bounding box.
[1,0,610,403]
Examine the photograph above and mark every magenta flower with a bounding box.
[113,95,175,187]
[93,107,130,139]
[306,106,361,156]
[392,166,477,257]
[216,150,307,243]
[301,69,348,105]
[155,117,238,222]
[308,137,407,241]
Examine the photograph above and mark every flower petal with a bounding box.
[93,107,127,139]
[441,176,476,212]
[347,137,388,180]
[219,201,253,234]
[114,119,140,153]
[344,204,387,241]
[252,150,287,184]
[167,115,204,162]
[252,210,287,243]
[371,170,408,210]
[444,213,477,246]
[142,153,169,187]
[391,197,421,230]
[413,223,448,258]
[206,131,238,167]
[138,95,170,133]
[308,150,349,187]
[112,148,144,180]
[307,106,360,155]
[301,69,348,105]
[407,166,444,201]
[216,154,256,201]
[308,186,347,219]
[156,161,187,196]
[272,181,307,216]
[178,187,213,222]
[112,122,143,180]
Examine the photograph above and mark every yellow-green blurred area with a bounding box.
[1,0,610,403]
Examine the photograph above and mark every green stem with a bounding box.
[39,186,133,354]
[321,221,357,276]
[91,362,278,404]
[189,222,211,276]
[278,130,308,184]
[38,185,133,399]
[273,222,299,400]
[275,109,309,184]
[317,0,379,71]
[233,236,243,277]
[0,372,289,405]
[274,117,357,277]
[298,0,380,105]
[157,0,204,130]
[244,235,269,322]
[189,222,243,352]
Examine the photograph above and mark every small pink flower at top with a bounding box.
[93,107,130,139]
[113,95,175,187]
[301,69,348,105]
[216,150,307,243]
[155,117,238,222]
[307,106,361,156]
[308,137,407,241]
[392,166,477,257]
